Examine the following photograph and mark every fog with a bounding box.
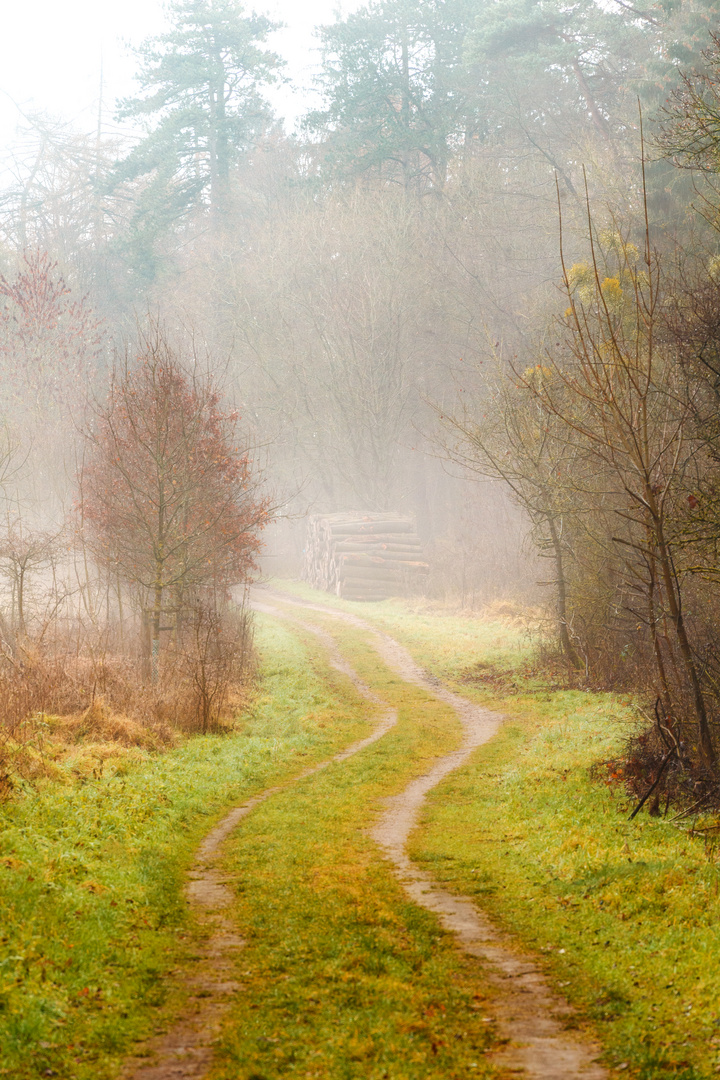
[0,0,362,147]
[4,12,720,1075]
[1,0,720,777]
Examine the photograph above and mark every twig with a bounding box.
[629,748,676,820]
[668,792,713,823]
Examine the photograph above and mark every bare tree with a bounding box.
[0,521,64,638]
[437,349,586,668]
[536,180,716,767]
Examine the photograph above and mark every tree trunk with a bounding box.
[646,541,673,726]
[141,609,151,682]
[655,528,715,766]
[152,579,163,685]
[547,515,583,670]
[401,28,411,189]
[17,565,25,638]
[571,57,610,142]
[209,45,228,222]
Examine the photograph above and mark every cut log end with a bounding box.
[304,511,428,599]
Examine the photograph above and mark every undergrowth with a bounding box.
[0,605,255,795]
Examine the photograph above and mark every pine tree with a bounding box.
[113,0,282,274]
[305,0,482,189]
[638,1,720,229]
[466,0,651,150]
[645,0,720,93]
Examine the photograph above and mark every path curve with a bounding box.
[260,586,607,1080]
[121,601,397,1080]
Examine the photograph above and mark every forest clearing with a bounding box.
[2,583,718,1080]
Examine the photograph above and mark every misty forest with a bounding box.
[4,0,720,1077]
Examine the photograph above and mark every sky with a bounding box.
[0,0,362,154]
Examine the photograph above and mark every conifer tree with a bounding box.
[306,0,482,188]
[114,0,282,275]
[466,0,650,149]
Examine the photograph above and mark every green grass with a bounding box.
[411,692,720,1079]
[269,582,720,1078]
[210,621,500,1080]
[0,617,370,1080]
[264,578,536,682]
[11,575,718,1078]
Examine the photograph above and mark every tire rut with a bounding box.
[259,586,607,1080]
[121,601,396,1080]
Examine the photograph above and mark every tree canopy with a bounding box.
[113,0,283,274]
[81,330,267,667]
[306,0,483,187]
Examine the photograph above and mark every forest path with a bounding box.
[121,606,398,1080]
[122,587,606,1080]
[259,587,607,1080]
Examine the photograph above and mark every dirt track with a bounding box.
[122,587,606,1080]
[260,588,607,1080]
[121,602,397,1079]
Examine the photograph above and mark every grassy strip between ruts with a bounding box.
[271,581,720,1080]
[0,617,371,1080]
[210,617,502,1080]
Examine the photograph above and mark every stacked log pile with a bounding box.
[303,513,429,601]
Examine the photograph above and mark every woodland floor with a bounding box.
[2,585,718,1080]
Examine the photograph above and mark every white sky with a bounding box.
[0,0,362,152]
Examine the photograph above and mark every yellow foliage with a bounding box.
[567,262,598,306]
[567,256,644,314]
[567,261,592,291]
[523,364,553,385]
[600,276,623,310]
[599,228,639,265]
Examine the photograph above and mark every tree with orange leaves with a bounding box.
[0,249,103,410]
[80,327,268,677]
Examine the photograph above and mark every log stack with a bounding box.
[303,512,429,601]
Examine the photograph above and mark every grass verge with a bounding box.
[0,616,369,1080]
[412,693,720,1079]
[210,620,500,1080]
[268,582,720,1078]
